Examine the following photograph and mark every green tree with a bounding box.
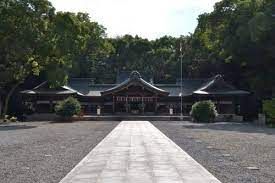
[0,0,55,117]
[191,0,275,98]
[0,1,102,118]
[68,13,114,80]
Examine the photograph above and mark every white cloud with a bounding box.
[49,0,220,40]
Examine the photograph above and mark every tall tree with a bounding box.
[0,0,55,117]
[191,0,275,98]
[0,0,102,117]
[68,13,114,81]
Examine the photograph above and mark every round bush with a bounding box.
[190,100,218,123]
[55,97,81,118]
[10,116,17,122]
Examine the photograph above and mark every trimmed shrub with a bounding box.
[10,116,17,122]
[263,98,275,124]
[4,115,9,122]
[55,97,81,118]
[1,115,17,123]
[190,100,218,123]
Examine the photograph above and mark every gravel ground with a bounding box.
[1,120,274,183]
[152,121,275,183]
[0,121,119,183]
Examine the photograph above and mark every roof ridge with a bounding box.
[33,81,48,89]
[101,74,169,96]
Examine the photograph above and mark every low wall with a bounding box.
[26,113,58,121]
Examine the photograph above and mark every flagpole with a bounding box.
[180,42,183,120]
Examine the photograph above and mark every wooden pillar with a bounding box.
[88,104,92,114]
[142,88,145,115]
[142,96,144,114]
[49,98,53,113]
[34,96,37,113]
[216,97,220,113]
[154,96,158,114]
[112,95,115,114]
[233,96,239,114]
[126,96,128,113]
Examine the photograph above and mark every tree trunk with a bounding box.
[2,82,22,119]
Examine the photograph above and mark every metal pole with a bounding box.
[180,42,183,120]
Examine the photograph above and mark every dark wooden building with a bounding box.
[21,71,250,115]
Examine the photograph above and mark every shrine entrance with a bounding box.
[115,96,156,114]
[100,71,170,115]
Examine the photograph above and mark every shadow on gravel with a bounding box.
[182,122,275,135]
[0,125,36,131]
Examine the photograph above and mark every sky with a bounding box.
[49,0,220,40]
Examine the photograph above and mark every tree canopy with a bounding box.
[0,0,110,117]
[190,0,275,97]
[0,0,274,117]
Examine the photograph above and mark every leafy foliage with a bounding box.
[0,0,109,117]
[1,0,275,117]
[0,0,56,117]
[190,0,275,97]
[55,97,81,118]
[263,99,275,124]
[0,0,54,84]
[190,101,218,123]
[97,35,187,83]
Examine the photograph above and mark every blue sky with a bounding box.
[49,0,220,40]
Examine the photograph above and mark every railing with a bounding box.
[116,96,155,102]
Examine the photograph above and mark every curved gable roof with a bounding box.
[21,81,83,95]
[194,75,250,95]
[101,71,169,96]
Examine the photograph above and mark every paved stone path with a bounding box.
[60,121,221,183]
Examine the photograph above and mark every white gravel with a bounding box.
[0,121,119,183]
[1,120,274,183]
[152,121,275,183]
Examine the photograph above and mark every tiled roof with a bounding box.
[156,79,206,97]
[193,75,250,95]
[21,81,79,95]
[116,71,152,83]
[101,71,169,96]
[68,78,115,96]
[21,73,250,97]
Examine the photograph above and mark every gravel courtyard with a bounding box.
[152,121,275,183]
[0,121,119,183]
[0,121,274,183]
